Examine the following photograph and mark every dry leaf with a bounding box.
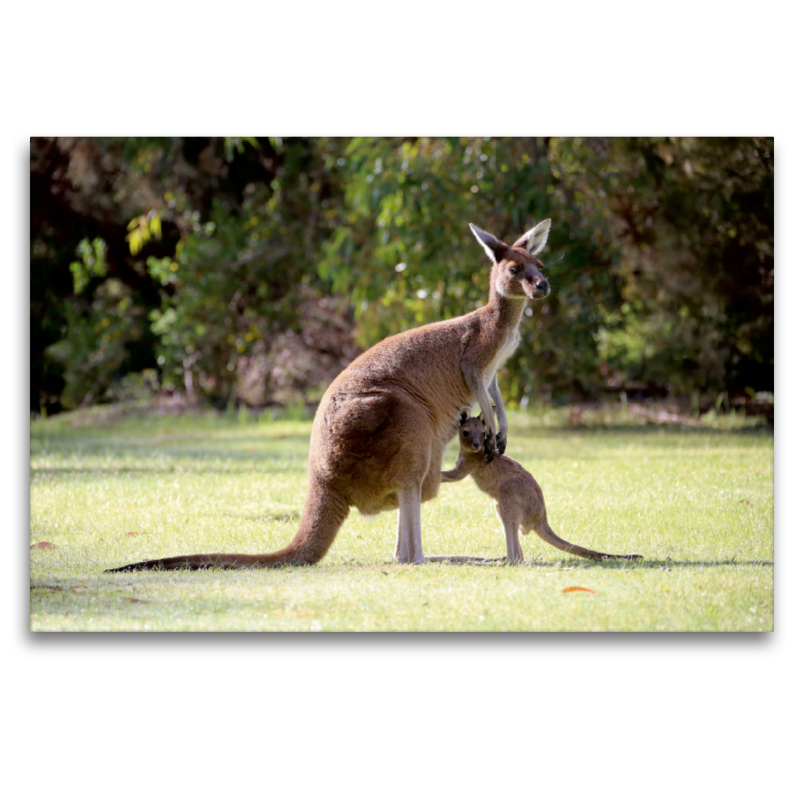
[562,586,596,594]
[125,531,146,537]
[30,542,54,550]
[123,597,150,604]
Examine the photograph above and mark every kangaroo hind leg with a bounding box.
[395,483,425,564]
[494,501,525,564]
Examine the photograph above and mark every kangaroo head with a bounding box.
[458,415,488,453]
[469,220,551,300]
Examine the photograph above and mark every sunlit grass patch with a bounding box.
[30,410,773,632]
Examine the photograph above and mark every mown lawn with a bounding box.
[29,406,773,632]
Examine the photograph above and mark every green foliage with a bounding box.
[31,136,773,414]
[222,136,259,161]
[147,139,348,404]
[319,136,772,403]
[69,237,107,294]
[618,137,774,394]
[126,211,162,256]
[320,137,625,400]
[45,279,149,408]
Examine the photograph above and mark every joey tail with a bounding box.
[532,521,642,561]
[105,481,350,573]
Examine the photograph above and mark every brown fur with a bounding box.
[441,416,643,563]
[106,222,553,571]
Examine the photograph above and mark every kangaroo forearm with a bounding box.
[460,365,496,435]
[441,462,473,482]
[488,377,508,433]
[473,387,497,435]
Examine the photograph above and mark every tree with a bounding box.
[31,136,773,414]
[30,137,357,411]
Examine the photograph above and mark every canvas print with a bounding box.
[30,137,774,631]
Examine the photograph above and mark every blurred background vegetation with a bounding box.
[30,136,773,418]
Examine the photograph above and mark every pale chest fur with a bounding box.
[483,329,520,386]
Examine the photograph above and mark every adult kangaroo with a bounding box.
[106,220,552,571]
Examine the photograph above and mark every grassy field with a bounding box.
[29,404,773,632]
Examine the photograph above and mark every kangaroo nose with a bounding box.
[536,279,549,293]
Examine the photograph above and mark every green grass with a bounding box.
[29,408,773,632]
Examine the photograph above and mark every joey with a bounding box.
[443,416,643,564]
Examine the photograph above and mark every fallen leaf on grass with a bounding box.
[122,597,150,604]
[30,542,54,550]
[124,531,146,537]
[562,586,596,594]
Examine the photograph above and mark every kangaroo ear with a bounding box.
[469,223,508,264]
[459,411,469,425]
[478,411,486,424]
[513,218,551,255]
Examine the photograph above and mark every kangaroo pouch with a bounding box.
[311,386,444,514]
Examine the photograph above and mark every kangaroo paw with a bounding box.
[483,433,496,464]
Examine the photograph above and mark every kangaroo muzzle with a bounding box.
[526,277,550,300]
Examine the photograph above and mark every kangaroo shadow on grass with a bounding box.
[598,559,773,569]
[422,556,773,569]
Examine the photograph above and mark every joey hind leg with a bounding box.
[395,484,425,564]
[494,501,525,564]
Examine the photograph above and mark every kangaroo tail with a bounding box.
[531,521,642,561]
[105,480,350,572]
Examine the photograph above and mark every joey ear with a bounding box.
[513,218,552,256]
[459,411,469,425]
[469,223,508,264]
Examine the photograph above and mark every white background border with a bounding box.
[8,3,794,797]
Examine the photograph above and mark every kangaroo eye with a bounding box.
[509,265,522,276]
